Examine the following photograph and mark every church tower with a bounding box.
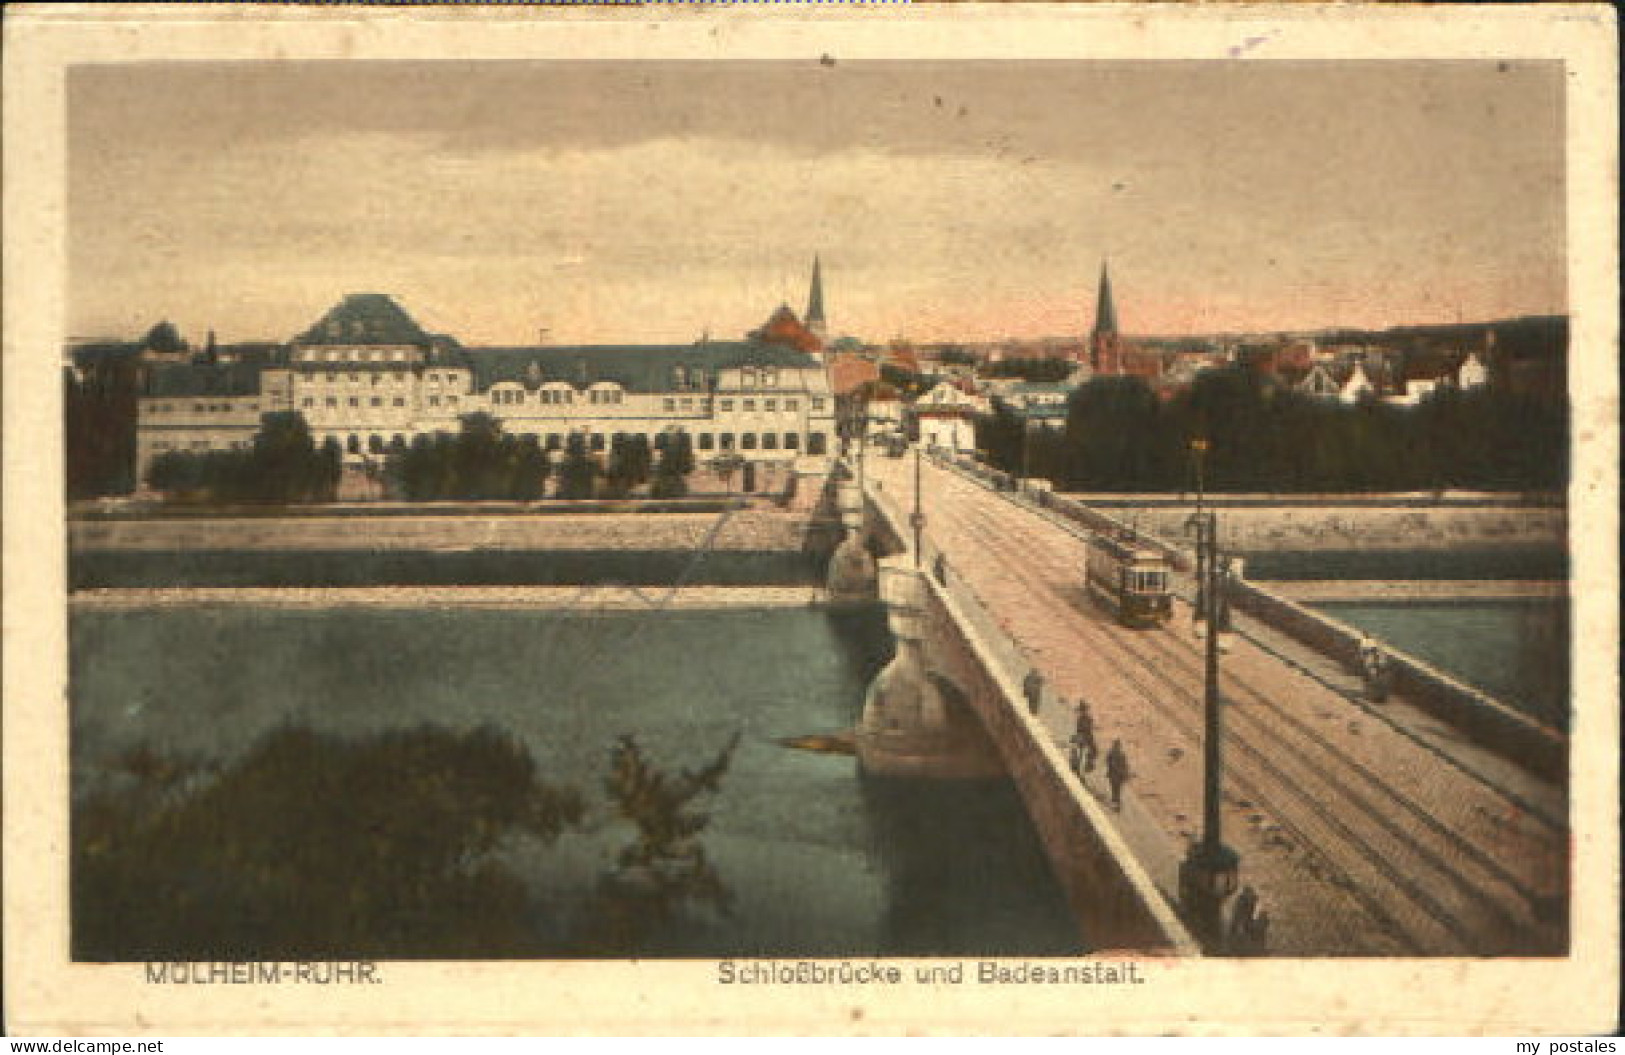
[805,256,828,343]
[1090,260,1121,375]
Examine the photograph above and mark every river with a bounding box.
[1244,546,1569,728]
[69,604,1080,958]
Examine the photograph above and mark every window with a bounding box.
[764,368,779,388]
[742,367,756,387]
[590,434,605,452]
[545,434,562,451]
[429,395,440,407]
[720,399,734,412]
[654,433,670,451]
[302,397,315,408]
[812,398,826,411]
[807,432,828,455]
[348,397,360,408]
[784,432,799,450]
[743,399,756,412]
[325,396,338,408]
[346,435,360,454]
[764,399,777,412]
[393,397,405,407]
[193,403,206,413]
[742,433,757,450]
[663,398,676,412]
[372,374,382,386]
[348,373,359,383]
[326,372,337,383]
[762,433,778,450]
[699,433,714,450]
[428,372,439,383]
[680,397,694,411]
[720,433,735,450]
[447,396,459,406]
[786,399,799,411]
[370,397,382,408]
[368,435,384,454]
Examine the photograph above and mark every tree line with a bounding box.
[147,412,341,503]
[977,366,1566,494]
[74,722,738,959]
[146,411,701,503]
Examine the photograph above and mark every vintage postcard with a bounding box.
[3,2,1618,1037]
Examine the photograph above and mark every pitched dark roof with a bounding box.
[145,361,270,398]
[294,293,433,346]
[69,341,143,368]
[467,341,821,393]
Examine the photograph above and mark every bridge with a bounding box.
[830,446,1569,957]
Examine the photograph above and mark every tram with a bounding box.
[1085,530,1174,628]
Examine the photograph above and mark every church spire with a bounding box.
[805,255,827,341]
[1093,259,1118,337]
[1090,260,1122,374]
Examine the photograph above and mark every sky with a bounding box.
[68,60,1566,347]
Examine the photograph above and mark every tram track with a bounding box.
[940,496,1474,953]
[930,455,1569,834]
[898,459,1565,955]
[1124,612,1565,910]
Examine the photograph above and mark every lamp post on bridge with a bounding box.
[910,435,925,568]
[1178,497,1241,950]
[1186,437,1210,634]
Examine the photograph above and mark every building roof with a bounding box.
[294,293,435,347]
[145,361,270,398]
[750,304,822,354]
[465,341,821,393]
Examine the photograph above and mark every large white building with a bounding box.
[134,292,837,484]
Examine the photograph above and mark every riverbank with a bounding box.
[69,507,825,554]
[70,585,832,610]
[1267,579,1566,603]
[1069,498,1565,553]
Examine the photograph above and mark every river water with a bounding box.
[69,605,1080,958]
[1244,546,1570,728]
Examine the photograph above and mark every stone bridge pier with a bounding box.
[855,559,1005,779]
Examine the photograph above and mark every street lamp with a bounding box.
[1186,438,1211,634]
[910,438,925,568]
[1178,520,1241,949]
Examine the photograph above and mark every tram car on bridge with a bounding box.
[1085,530,1174,628]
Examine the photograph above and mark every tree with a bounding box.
[582,734,739,954]
[555,432,599,500]
[711,452,745,495]
[385,414,549,501]
[649,433,694,499]
[73,723,584,961]
[603,434,653,498]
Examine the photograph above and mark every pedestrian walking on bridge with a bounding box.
[1068,700,1098,776]
[1105,739,1131,810]
[1023,669,1045,716]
